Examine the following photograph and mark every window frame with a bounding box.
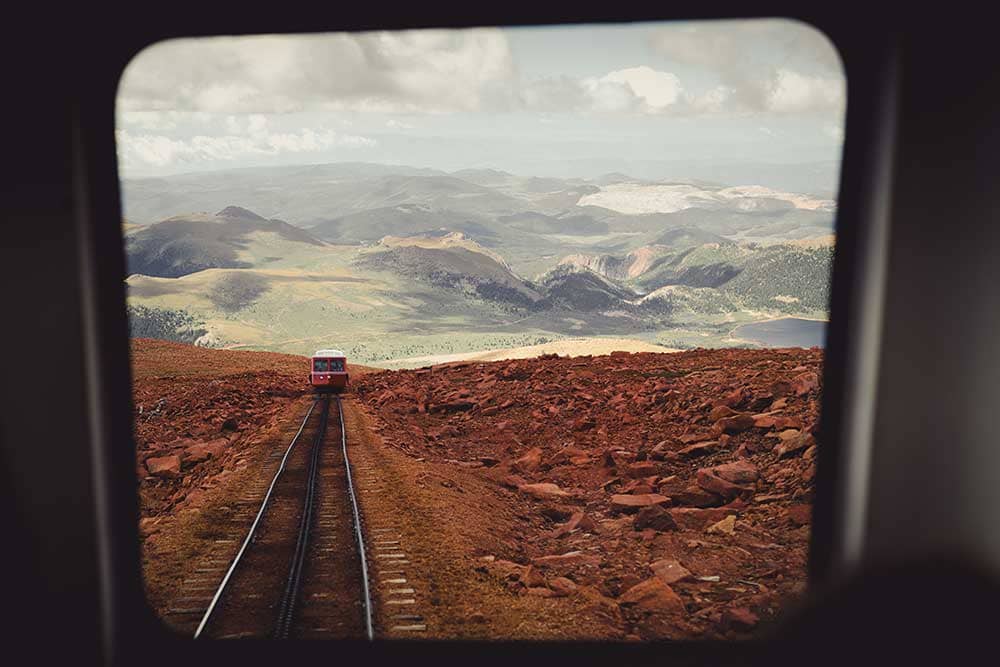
[54,5,901,663]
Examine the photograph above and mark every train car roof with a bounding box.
[313,349,346,358]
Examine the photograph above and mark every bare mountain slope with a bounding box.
[125,206,325,278]
[354,233,546,311]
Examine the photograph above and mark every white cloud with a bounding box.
[247,114,268,134]
[519,63,840,118]
[119,29,515,114]
[523,66,683,114]
[596,66,682,110]
[684,86,733,114]
[519,75,591,112]
[118,110,214,131]
[768,69,843,112]
[650,19,844,114]
[116,124,376,170]
[119,24,844,121]
[386,119,415,130]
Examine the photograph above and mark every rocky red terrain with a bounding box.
[132,339,822,640]
[353,347,822,639]
[132,339,311,534]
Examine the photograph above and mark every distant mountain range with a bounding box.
[122,163,834,361]
[122,162,833,235]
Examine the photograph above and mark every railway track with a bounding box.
[191,395,373,640]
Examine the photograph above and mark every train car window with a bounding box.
[119,18,844,641]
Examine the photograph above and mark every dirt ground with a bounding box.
[351,347,822,640]
[132,339,313,618]
[134,339,822,641]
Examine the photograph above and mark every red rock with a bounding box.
[489,559,527,580]
[551,511,597,537]
[520,565,546,587]
[532,551,601,568]
[625,461,659,478]
[649,440,675,460]
[502,474,528,489]
[512,447,544,473]
[676,440,718,459]
[706,514,737,535]
[715,413,756,434]
[696,470,752,500]
[619,577,685,614]
[146,455,181,479]
[435,399,476,413]
[669,485,724,508]
[787,503,812,526]
[725,388,747,407]
[548,576,579,596]
[524,586,556,597]
[650,558,693,585]
[770,380,793,397]
[519,483,570,500]
[712,460,759,484]
[633,505,678,532]
[709,405,737,422]
[668,507,738,530]
[748,393,773,411]
[792,371,820,396]
[722,606,759,631]
[756,415,802,430]
[777,432,816,458]
[549,445,591,466]
[139,517,160,536]
[753,413,782,429]
[622,481,656,495]
[539,504,575,522]
[183,438,228,463]
[609,494,670,513]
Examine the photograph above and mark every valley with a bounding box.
[122,163,833,364]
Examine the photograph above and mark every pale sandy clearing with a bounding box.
[379,337,681,369]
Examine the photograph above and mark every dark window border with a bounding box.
[4,4,901,666]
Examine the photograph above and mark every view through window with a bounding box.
[120,19,844,640]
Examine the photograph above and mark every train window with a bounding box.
[120,18,844,641]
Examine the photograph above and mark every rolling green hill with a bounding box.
[122,164,835,362]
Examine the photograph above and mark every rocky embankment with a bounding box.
[354,347,822,639]
[131,339,308,536]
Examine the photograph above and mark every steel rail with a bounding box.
[273,398,329,638]
[336,396,374,640]
[192,398,319,639]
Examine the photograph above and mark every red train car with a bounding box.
[310,349,349,393]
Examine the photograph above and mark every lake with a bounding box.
[733,317,827,348]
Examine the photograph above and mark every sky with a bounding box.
[115,19,846,191]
